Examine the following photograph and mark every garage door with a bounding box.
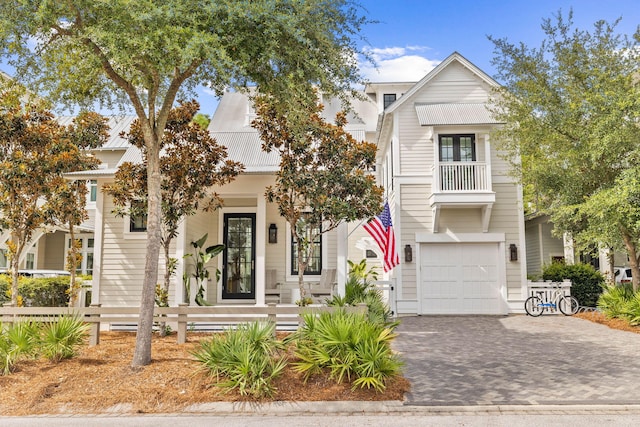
[420,243,503,314]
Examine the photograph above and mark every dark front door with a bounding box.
[222,213,256,299]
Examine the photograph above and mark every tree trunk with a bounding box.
[622,232,640,293]
[158,239,172,337]
[132,134,162,367]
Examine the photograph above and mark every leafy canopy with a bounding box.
[253,93,383,293]
[489,10,640,288]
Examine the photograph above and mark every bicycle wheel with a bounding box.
[558,295,579,315]
[524,296,543,317]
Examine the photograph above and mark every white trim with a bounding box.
[217,206,257,304]
[92,180,105,304]
[516,182,528,299]
[285,222,327,283]
[416,232,505,243]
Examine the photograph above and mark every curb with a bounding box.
[182,401,640,416]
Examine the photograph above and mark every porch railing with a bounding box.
[437,162,489,192]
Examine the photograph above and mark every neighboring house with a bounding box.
[21,51,530,315]
[2,116,139,277]
[525,213,568,278]
[525,212,628,280]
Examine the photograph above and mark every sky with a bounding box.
[2,0,640,117]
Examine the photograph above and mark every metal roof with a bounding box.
[212,131,280,173]
[57,115,136,149]
[414,103,502,126]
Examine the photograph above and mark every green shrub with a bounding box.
[19,277,70,307]
[597,284,634,318]
[0,321,40,375]
[542,263,605,307]
[0,275,8,305]
[191,322,286,398]
[327,260,392,325]
[39,316,89,362]
[292,309,402,392]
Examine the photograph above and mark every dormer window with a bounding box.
[383,94,397,109]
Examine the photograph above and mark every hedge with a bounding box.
[542,262,605,307]
[0,275,71,307]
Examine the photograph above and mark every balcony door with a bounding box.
[439,134,476,162]
[222,213,255,299]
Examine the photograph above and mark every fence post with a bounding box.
[89,303,101,346]
[177,303,188,344]
[267,303,277,337]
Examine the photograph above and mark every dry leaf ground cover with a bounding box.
[0,331,410,415]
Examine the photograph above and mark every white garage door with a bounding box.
[420,243,503,314]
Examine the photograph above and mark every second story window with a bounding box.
[383,93,397,109]
[89,180,98,202]
[439,134,476,162]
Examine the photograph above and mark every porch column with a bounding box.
[484,133,493,190]
[255,195,266,305]
[89,179,105,305]
[336,222,348,297]
[173,220,187,305]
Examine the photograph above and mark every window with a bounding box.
[291,226,322,275]
[65,236,95,275]
[383,93,397,109]
[365,249,378,259]
[89,180,98,202]
[0,248,7,268]
[439,134,476,162]
[129,201,147,232]
[25,253,35,270]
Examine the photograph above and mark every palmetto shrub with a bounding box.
[39,315,89,362]
[191,322,286,398]
[597,283,634,319]
[0,320,40,375]
[327,260,392,325]
[291,309,402,392]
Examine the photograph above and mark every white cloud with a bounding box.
[360,46,440,82]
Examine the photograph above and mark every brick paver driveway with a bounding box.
[394,315,640,406]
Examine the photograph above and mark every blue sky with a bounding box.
[2,1,639,117]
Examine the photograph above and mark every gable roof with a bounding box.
[385,52,500,115]
[57,115,137,149]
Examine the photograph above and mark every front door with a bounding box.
[222,213,256,299]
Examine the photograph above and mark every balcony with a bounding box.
[430,161,496,232]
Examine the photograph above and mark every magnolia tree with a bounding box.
[0,85,107,305]
[103,100,243,316]
[252,94,383,301]
[489,11,640,289]
[0,0,371,366]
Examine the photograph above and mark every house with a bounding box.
[7,52,529,315]
[368,52,526,315]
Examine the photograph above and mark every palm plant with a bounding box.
[39,315,89,362]
[191,322,286,398]
[597,284,634,319]
[0,320,39,375]
[292,309,402,392]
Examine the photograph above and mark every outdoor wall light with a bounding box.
[509,243,518,262]
[404,244,413,263]
[268,223,278,244]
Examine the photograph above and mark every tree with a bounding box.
[0,0,370,366]
[0,89,107,305]
[488,10,640,290]
[252,93,383,301]
[103,100,243,318]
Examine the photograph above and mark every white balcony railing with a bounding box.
[437,162,489,192]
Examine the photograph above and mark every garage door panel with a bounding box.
[421,243,503,315]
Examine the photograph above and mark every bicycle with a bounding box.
[524,282,579,316]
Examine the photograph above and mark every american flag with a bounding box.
[364,202,399,272]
